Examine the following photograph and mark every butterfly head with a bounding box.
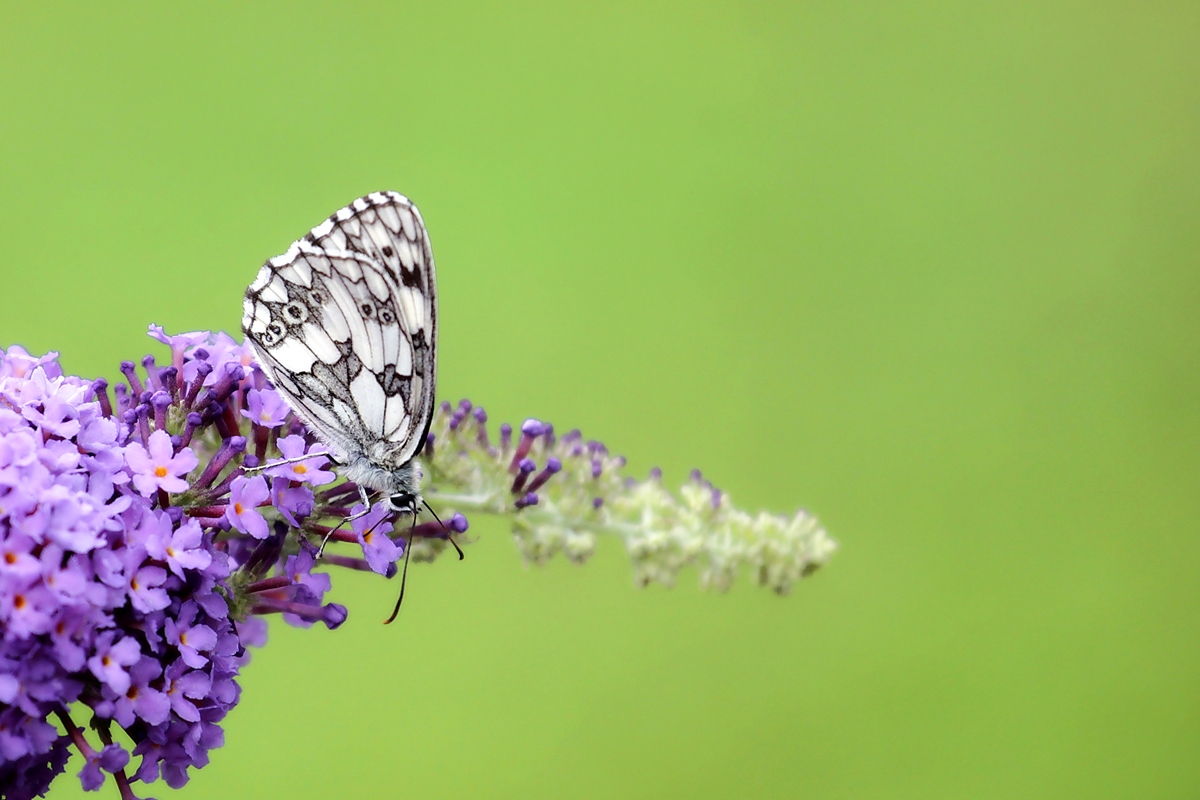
[386,491,419,516]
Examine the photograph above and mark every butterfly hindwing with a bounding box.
[241,191,437,469]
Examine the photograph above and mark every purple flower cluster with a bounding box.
[0,328,472,799]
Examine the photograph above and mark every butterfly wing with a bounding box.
[241,191,437,468]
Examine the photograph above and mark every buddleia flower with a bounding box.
[0,327,834,798]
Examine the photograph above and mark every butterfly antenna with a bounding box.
[421,499,464,560]
[384,509,418,624]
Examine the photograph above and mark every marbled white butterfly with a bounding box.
[241,191,438,532]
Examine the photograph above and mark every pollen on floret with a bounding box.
[154,466,168,478]
[234,502,244,514]
[4,552,15,565]
[293,464,308,475]
[13,594,26,610]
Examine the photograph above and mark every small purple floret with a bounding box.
[192,435,245,490]
[350,503,401,575]
[526,457,562,494]
[322,603,349,629]
[511,457,537,494]
[241,388,290,429]
[225,475,270,539]
[87,634,141,695]
[509,420,543,471]
[264,435,335,486]
[119,360,143,396]
[125,430,199,496]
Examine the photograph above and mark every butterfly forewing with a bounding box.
[241,191,437,469]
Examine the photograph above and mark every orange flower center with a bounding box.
[3,553,15,565]
[179,632,188,646]
[293,464,308,475]
[13,595,25,610]
[154,466,168,478]
[363,531,373,544]
[234,503,244,515]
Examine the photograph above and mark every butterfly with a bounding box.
[241,192,447,613]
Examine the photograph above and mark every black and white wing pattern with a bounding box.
[241,191,437,469]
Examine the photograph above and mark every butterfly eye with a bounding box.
[283,302,309,323]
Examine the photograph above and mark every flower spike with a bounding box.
[0,330,834,796]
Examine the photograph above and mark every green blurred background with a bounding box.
[3,2,1198,797]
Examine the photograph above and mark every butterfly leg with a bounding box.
[316,490,375,559]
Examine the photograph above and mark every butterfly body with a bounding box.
[241,191,437,515]
[341,457,420,515]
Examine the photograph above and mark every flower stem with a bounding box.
[94,720,139,800]
[53,706,95,760]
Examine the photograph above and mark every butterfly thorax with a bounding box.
[341,455,422,514]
